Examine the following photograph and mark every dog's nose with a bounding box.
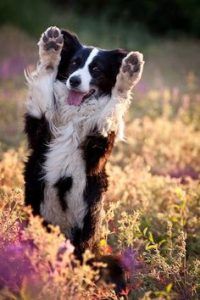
[69,76,81,88]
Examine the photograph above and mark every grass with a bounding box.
[0,23,200,299]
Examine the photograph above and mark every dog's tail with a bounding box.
[73,242,126,294]
[94,254,126,294]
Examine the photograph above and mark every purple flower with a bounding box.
[0,239,35,292]
[0,56,25,79]
[120,247,142,275]
[136,81,149,94]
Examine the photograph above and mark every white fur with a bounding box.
[25,70,56,118]
[26,30,144,237]
[66,48,99,93]
[25,26,63,119]
[26,73,131,236]
[41,75,132,234]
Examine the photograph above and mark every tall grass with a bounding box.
[0,18,199,299]
[0,84,199,298]
[0,0,153,49]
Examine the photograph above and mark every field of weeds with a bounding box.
[0,26,200,299]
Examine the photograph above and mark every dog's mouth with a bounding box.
[66,89,96,106]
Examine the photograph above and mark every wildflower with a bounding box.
[120,247,142,275]
[99,239,112,255]
[0,239,35,292]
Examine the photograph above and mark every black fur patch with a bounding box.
[71,172,108,259]
[24,113,51,150]
[54,176,73,211]
[24,114,51,215]
[89,49,127,96]
[83,130,115,175]
[71,130,115,258]
[67,47,93,77]
[97,255,126,294]
[56,30,82,81]
[70,226,82,248]
[83,172,108,236]
[56,29,127,96]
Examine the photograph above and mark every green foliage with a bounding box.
[0,0,148,47]
[70,0,200,37]
[1,0,200,38]
[0,26,200,299]
[0,0,53,36]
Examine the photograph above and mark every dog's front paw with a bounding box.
[113,52,144,97]
[122,52,144,78]
[40,27,63,51]
[38,26,63,68]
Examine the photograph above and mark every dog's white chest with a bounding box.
[40,120,88,234]
[39,91,123,234]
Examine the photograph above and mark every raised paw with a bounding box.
[122,52,144,78]
[41,26,63,51]
[38,26,63,69]
[112,51,144,98]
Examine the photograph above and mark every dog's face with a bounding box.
[57,30,128,106]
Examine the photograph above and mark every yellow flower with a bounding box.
[99,239,107,247]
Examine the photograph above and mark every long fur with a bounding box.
[24,26,144,258]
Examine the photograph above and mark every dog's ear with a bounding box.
[61,29,82,54]
[109,49,128,65]
[105,49,128,78]
[57,30,82,81]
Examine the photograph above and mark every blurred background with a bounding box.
[0,0,200,148]
[0,2,200,298]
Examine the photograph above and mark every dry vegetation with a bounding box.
[0,27,200,299]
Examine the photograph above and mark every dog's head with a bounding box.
[57,30,128,106]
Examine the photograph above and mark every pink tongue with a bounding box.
[66,90,85,106]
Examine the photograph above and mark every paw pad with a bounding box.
[41,26,63,51]
[122,52,143,76]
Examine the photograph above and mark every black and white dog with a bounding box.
[24,27,144,261]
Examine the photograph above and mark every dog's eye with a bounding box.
[91,66,100,72]
[91,66,102,78]
[71,60,78,66]
[70,58,81,68]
